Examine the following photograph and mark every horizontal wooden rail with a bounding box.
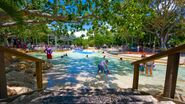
[0,50,7,99]
[132,44,185,65]
[132,44,185,100]
[0,46,44,62]
[0,46,45,99]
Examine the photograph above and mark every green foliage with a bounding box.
[168,33,185,46]
[88,39,95,47]
[0,0,24,24]
[111,0,152,37]
[0,0,185,48]
[94,33,105,47]
[143,0,185,49]
[73,37,83,46]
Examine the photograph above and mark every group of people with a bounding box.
[139,54,155,76]
[44,47,154,84]
[5,37,34,51]
[44,47,110,81]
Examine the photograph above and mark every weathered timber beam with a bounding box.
[0,9,98,27]
[36,62,43,90]
[163,53,180,98]
[0,20,46,27]
[0,50,8,99]
[132,64,140,89]
[132,44,185,65]
[0,46,45,62]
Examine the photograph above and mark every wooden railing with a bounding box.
[132,44,185,99]
[0,46,45,99]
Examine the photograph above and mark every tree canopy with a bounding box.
[0,0,185,49]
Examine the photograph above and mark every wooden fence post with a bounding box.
[36,62,43,90]
[163,53,180,98]
[0,50,8,99]
[132,64,140,89]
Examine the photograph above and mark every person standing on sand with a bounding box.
[180,59,185,65]
[145,60,154,76]
[97,60,110,81]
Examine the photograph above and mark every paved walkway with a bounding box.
[9,88,175,104]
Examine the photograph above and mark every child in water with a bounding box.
[139,54,146,74]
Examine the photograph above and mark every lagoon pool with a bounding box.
[32,50,185,96]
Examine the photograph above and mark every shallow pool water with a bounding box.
[31,50,185,96]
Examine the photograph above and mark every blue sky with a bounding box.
[47,0,92,32]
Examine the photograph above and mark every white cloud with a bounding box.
[74,30,87,38]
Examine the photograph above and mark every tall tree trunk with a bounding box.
[156,32,168,50]
[153,37,156,53]
[55,36,58,47]
[160,35,168,49]
[160,39,167,49]
[35,38,38,45]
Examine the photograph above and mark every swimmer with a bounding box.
[61,53,68,58]
[103,55,106,58]
[120,57,123,60]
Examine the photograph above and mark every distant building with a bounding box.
[48,34,76,46]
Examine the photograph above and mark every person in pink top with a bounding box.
[44,46,53,59]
